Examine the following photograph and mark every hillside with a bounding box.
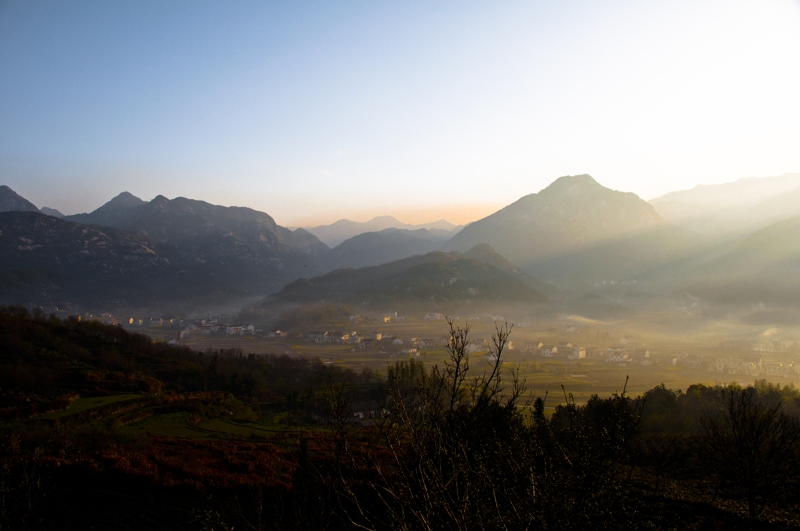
[66,191,146,227]
[305,215,460,247]
[445,175,698,282]
[684,214,800,304]
[649,172,800,235]
[65,193,331,294]
[0,212,186,307]
[323,228,442,270]
[0,208,321,308]
[0,185,40,213]
[268,248,549,305]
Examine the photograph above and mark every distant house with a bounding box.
[225,324,245,335]
[325,330,350,343]
[307,331,327,343]
[540,345,554,357]
[606,349,628,363]
[466,343,487,354]
[684,354,702,367]
[762,360,786,376]
[402,348,419,357]
[419,338,436,348]
[392,338,404,346]
[567,347,586,360]
[424,312,445,321]
[360,339,375,350]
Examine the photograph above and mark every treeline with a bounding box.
[0,306,360,411]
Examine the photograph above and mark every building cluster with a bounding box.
[127,316,185,328]
[519,341,651,364]
[708,357,800,377]
[184,319,255,336]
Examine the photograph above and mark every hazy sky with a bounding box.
[1,0,799,226]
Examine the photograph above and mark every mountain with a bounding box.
[0,185,40,213]
[268,248,549,306]
[445,175,697,282]
[684,214,800,304]
[39,207,64,218]
[649,172,800,235]
[2,193,336,308]
[66,191,146,227]
[460,243,554,295]
[324,228,442,270]
[64,194,330,293]
[0,212,189,307]
[305,215,461,247]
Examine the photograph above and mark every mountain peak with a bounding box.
[107,191,145,208]
[540,174,601,195]
[0,185,40,213]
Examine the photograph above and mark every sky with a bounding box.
[1,0,799,226]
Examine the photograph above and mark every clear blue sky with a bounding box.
[2,0,799,225]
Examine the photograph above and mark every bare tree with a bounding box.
[701,386,800,518]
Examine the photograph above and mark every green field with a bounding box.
[119,410,320,440]
[132,310,800,407]
[43,394,145,419]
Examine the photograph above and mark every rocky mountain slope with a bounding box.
[66,193,330,291]
[0,212,185,306]
[0,188,333,308]
[0,185,40,213]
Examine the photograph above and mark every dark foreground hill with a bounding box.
[268,247,550,305]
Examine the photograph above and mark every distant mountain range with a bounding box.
[684,214,800,304]
[649,172,800,236]
[5,170,800,313]
[303,215,462,247]
[1,190,331,308]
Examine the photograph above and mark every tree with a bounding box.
[324,320,643,530]
[701,386,800,518]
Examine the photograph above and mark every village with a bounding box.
[66,308,799,382]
